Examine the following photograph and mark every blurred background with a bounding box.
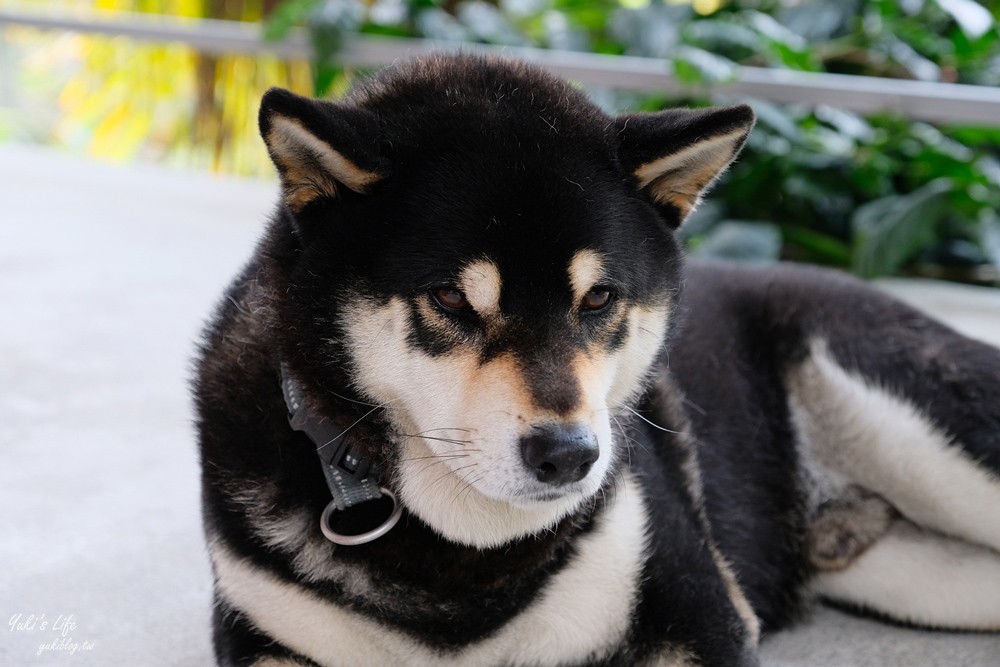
[1,0,999,283]
[2,5,999,664]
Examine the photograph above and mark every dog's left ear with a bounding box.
[616,104,755,226]
[259,88,387,213]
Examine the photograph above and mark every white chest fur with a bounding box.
[212,477,649,667]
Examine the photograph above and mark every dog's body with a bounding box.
[196,55,1000,667]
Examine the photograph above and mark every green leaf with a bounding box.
[781,224,853,266]
[934,0,995,40]
[264,0,323,41]
[975,156,1000,189]
[415,8,473,41]
[457,2,530,46]
[739,10,821,70]
[312,64,342,98]
[748,99,806,143]
[741,10,808,52]
[306,1,365,96]
[979,211,1000,269]
[851,179,955,278]
[541,10,592,51]
[778,2,854,42]
[610,5,689,58]
[880,36,942,81]
[815,105,876,143]
[693,221,782,263]
[672,45,738,84]
[683,18,764,53]
[308,2,364,60]
[948,126,1000,148]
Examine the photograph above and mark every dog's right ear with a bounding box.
[259,88,386,213]
[615,104,755,227]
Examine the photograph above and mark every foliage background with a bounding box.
[266,0,1000,283]
[2,0,998,282]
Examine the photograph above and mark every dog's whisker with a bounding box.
[410,427,476,434]
[451,468,485,508]
[410,452,454,471]
[401,434,474,446]
[427,462,478,491]
[613,414,648,460]
[324,388,384,408]
[317,402,388,450]
[404,455,471,463]
[415,457,465,475]
[622,405,684,435]
[681,396,707,416]
[401,452,473,462]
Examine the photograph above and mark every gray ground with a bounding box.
[2,144,998,666]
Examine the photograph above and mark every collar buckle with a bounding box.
[280,364,402,545]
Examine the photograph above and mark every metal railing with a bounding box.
[3,7,999,126]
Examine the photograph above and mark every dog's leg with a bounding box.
[813,521,1000,631]
[788,338,1000,557]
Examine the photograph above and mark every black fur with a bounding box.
[196,54,1000,666]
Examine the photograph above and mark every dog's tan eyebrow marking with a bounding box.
[457,259,503,316]
[568,250,606,303]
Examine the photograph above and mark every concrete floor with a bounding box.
[2,144,998,666]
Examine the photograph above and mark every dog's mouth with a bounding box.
[488,457,610,510]
[390,424,616,546]
[513,487,585,504]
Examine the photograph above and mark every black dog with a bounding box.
[195,54,1000,666]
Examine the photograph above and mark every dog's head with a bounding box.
[259,55,753,547]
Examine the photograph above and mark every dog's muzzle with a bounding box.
[521,424,599,486]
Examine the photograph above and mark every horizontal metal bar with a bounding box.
[0,8,312,58]
[3,8,1000,126]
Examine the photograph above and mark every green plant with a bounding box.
[265,0,1000,283]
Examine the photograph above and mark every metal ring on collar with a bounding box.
[319,487,403,546]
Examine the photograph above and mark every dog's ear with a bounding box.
[259,88,386,213]
[616,104,755,226]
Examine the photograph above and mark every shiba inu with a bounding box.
[195,54,1000,666]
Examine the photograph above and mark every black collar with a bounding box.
[279,363,402,545]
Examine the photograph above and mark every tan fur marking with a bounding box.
[476,352,537,416]
[565,351,618,425]
[568,250,606,303]
[457,259,503,317]
[606,304,670,409]
[634,128,747,218]
[341,296,622,545]
[267,116,381,210]
[416,295,467,340]
[649,373,761,646]
[710,545,761,645]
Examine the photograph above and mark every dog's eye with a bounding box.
[581,287,613,312]
[432,286,470,312]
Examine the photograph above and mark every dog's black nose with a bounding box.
[521,424,599,486]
